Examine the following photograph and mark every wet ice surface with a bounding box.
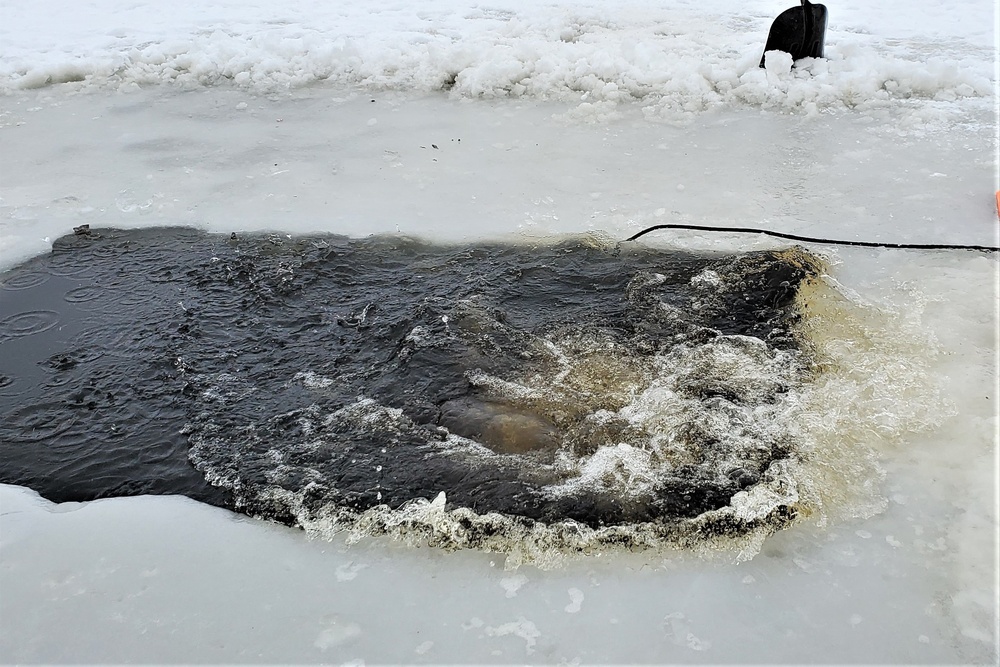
[0,476,988,664]
[0,85,997,664]
[0,87,995,266]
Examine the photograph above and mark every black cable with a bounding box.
[624,223,1000,253]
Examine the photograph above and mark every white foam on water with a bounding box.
[293,370,336,389]
[546,442,657,499]
[180,249,973,578]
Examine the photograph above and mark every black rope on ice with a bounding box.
[624,223,1000,253]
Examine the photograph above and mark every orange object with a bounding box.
[996,191,1000,218]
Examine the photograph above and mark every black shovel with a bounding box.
[759,0,828,67]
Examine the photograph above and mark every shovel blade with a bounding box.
[760,1,828,67]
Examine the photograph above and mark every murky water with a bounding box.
[3,227,909,561]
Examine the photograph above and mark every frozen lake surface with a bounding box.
[0,0,997,663]
[0,87,995,264]
[0,474,990,664]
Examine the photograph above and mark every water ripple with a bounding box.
[64,285,107,303]
[1,272,49,290]
[0,310,60,338]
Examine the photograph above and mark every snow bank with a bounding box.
[0,0,993,118]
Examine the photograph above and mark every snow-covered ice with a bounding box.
[0,0,997,663]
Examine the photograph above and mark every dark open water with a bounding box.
[0,227,821,550]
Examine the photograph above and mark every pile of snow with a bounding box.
[0,0,993,118]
